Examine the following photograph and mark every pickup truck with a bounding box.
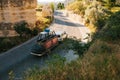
[31,31,59,56]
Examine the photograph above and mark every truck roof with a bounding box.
[40,32,48,35]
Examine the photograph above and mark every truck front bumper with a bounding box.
[30,52,45,56]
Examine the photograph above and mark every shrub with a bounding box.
[57,3,65,9]
[0,38,13,52]
[14,21,32,37]
[84,1,110,29]
[68,38,91,56]
[35,18,51,31]
[67,1,85,16]
[55,38,91,57]
[32,27,41,36]
[0,36,32,53]
[100,11,120,41]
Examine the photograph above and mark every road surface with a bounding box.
[50,10,90,42]
[0,10,90,80]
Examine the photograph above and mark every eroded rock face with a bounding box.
[0,0,37,27]
[0,0,36,8]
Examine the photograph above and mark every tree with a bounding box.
[57,3,61,9]
[62,3,65,9]
[57,3,64,9]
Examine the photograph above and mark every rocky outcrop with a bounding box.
[0,0,36,8]
[0,0,37,29]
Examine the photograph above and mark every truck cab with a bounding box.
[37,32,49,42]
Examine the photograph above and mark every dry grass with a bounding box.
[24,54,120,80]
[24,39,120,80]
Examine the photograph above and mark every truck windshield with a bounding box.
[37,32,49,41]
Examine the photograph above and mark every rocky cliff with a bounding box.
[0,0,37,29]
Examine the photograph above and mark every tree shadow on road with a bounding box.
[54,18,84,27]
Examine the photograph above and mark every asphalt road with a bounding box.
[50,11,82,39]
[0,10,90,80]
[50,10,90,42]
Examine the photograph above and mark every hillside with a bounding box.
[24,1,120,80]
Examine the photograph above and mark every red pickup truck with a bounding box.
[31,31,59,56]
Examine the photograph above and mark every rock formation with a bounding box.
[0,0,37,29]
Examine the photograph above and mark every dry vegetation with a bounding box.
[35,4,53,31]
[23,1,120,79]
[24,38,120,80]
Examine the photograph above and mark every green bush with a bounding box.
[0,38,14,52]
[54,38,91,57]
[31,27,39,36]
[100,11,120,41]
[14,21,32,37]
[96,18,106,30]
[57,3,65,9]
[67,38,91,56]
